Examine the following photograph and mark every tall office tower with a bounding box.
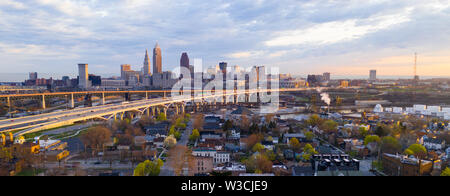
[323,72,331,81]
[143,50,151,76]
[153,43,162,74]
[121,64,131,80]
[29,72,38,80]
[219,62,227,74]
[370,70,377,81]
[180,52,190,69]
[78,64,89,89]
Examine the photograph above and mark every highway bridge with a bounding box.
[0,87,346,137]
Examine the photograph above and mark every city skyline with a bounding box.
[0,1,450,79]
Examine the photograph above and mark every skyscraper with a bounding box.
[121,64,131,80]
[78,64,89,89]
[219,62,227,75]
[180,52,189,69]
[29,72,38,80]
[153,43,162,74]
[143,49,151,76]
[323,72,331,81]
[370,70,377,81]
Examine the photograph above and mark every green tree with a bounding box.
[441,167,450,176]
[358,127,368,138]
[305,131,314,141]
[189,129,200,142]
[321,120,338,133]
[156,112,167,122]
[364,135,381,145]
[405,144,427,157]
[133,159,164,176]
[381,136,401,154]
[303,143,317,154]
[289,138,301,151]
[252,143,265,152]
[306,114,322,127]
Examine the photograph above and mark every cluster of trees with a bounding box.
[133,159,164,176]
[81,126,112,156]
[189,129,200,142]
[301,144,318,161]
[243,153,273,174]
[441,167,450,176]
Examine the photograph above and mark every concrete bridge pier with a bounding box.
[70,93,75,108]
[163,107,167,117]
[41,94,46,109]
[181,104,185,114]
[101,93,105,105]
[6,96,10,110]
[120,112,125,121]
[145,92,148,100]
[152,107,156,117]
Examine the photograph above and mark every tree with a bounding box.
[252,143,265,152]
[264,114,275,125]
[133,159,164,176]
[306,114,323,127]
[303,143,317,155]
[81,126,112,154]
[164,135,177,148]
[244,154,273,174]
[441,167,450,176]
[168,145,192,176]
[193,114,204,131]
[189,129,200,142]
[321,120,338,133]
[358,127,369,138]
[289,138,301,151]
[240,114,250,132]
[405,144,427,158]
[381,136,401,154]
[246,134,264,151]
[364,135,381,145]
[374,125,390,137]
[156,112,167,122]
[305,131,314,141]
[223,120,233,132]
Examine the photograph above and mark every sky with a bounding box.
[0,0,450,81]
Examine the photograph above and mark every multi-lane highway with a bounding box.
[0,88,339,137]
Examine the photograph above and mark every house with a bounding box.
[283,133,307,143]
[423,137,446,151]
[153,137,165,148]
[228,129,240,140]
[203,123,222,133]
[261,141,274,151]
[190,155,214,176]
[145,122,169,137]
[134,135,154,146]
[204,116,221,124]
[213,162,246,176]
[192,148,230,164]
[382,153,433,176]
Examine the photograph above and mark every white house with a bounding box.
[423,137,446,151]
[192,148,230,164]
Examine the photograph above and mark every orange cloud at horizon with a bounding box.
[325,54,450,76]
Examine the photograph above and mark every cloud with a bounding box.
[0,0,450,78]
[265,8,413,47]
